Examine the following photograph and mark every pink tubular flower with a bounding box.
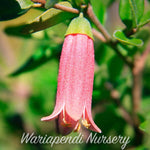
[41,14,101,135]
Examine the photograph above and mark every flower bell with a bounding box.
[41,13,101,135]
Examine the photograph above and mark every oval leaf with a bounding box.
[0,0,33,21]
[113,30,143,47]
[4,1,77,35]
[5,24,31,38]
[119,0,144,29]
[22,1,77,34]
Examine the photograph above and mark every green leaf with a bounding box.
[91,0,106,25]
[4,1,77,35]
[119,0,132,28]
[135,146,150,150]
[139,11,150,27]
[17,0,34,9]
[129,0,144,26]
[0,0,33,21]
[91,0,114,25]
[71,0,89,7]
[9,45,61,76]
[23,1,76,34]
[139,120,150,133]
[119,0,144,28]
[141,97,150,118]
[95,44,114,65]
[113,30,143,46]
[108,55,123,81]
[4,24,31,38]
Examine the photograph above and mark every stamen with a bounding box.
[74,123,81,132]
[82,119,91,129]
[61,107,71,127]
[62,118,71,127]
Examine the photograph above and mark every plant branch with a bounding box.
[132,42,150,113]
[132,62,142,115]
[31,0,46,5]
[33,3,43,7]
[93,28,133,68]
[106,82,144,145]
[104,82,134,126]
[87,4,111,42]
[87,4,133,68]
[112,90,134,126]
[31,0,79,14]
[92,28,107,43]
[130,43,150,146]
[54,4,79,14]
[133,43,150,75]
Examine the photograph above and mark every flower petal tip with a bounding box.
[94,128,102,134]
[41,117,50,121]
[41,117,45,121]
[99,129,102,133]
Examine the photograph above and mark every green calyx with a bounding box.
[65,13,93,39]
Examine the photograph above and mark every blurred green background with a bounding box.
[0,0,150,150]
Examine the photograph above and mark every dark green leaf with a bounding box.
[113,30,143,46]
[108,55,123,81]
[9,45,61,76]
[4,24,32,38]
[0,0,33,21]
[119,0,144,28]
[119,0,132,28]
[95,44,114,65]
